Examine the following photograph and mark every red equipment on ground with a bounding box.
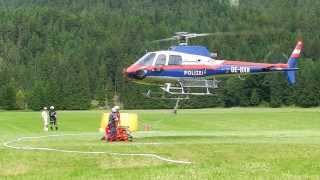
[103,125,132,142]
[101,110,133,142]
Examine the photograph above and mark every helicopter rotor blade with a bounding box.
[205,29,284,37]
[152,30,282,44]
[175,32,189,35]
[152,36,178,43]
[185,33,214,38]
[199,31,255,37]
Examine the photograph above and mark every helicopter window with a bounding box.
[155,54,167,66]
[168,55,182,65]
[136,53,156,66]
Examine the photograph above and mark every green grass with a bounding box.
[1,108,320,179]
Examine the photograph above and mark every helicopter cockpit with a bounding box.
[134,52,183,66]
[135,53,156,66]
[133,31,221,67]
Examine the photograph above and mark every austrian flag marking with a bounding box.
[293,49,301,55]
[291,41,303,58]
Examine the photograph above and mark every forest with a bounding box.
[0,0,319,110]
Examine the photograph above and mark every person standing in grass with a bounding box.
[49,106,58,131]
[108,108,118,141]
[101,108,118,141]
[41,107,49,131]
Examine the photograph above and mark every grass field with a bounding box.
[1,108,320,179]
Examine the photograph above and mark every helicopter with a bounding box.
[124,32,303,106]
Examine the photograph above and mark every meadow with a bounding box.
[1,108,320,179]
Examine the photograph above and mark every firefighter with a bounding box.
[114,105,133,141]
[41,107,49,131]
[107,108,118,141]
[49,106,58,131]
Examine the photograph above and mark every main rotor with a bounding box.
[154,32,213,45]
[153,30,275,46]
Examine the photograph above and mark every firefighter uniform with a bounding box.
[49,106,58,130]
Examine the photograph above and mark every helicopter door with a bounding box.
[168,55,182,65]
[154,54,167,71]
[168,55,183,77]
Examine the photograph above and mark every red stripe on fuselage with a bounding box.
[222,60,288,68]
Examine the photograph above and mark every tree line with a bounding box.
[0,0,319,110]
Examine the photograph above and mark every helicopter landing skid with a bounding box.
[160,79,219,96]
[143,79,219,114]
[143,90,190,100]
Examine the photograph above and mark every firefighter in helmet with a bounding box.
[49,106,58,130]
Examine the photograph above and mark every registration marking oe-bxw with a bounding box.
[230,66,250,73]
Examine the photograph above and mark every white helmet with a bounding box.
[50,106,54,110]
[43,107,47,110]
[114,106,120,111]
[111,108,116,113]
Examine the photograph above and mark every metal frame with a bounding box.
[160,79,220,96]
[144,79,220,114]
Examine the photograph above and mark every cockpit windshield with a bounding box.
[135,53,156,66]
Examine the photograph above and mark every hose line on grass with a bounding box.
[3,133,192,164]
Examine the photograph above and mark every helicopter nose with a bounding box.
[124,65,147,80]
[123,67,136,79]
[123,68,148,80]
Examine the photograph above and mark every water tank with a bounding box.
[99,113,138,132]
